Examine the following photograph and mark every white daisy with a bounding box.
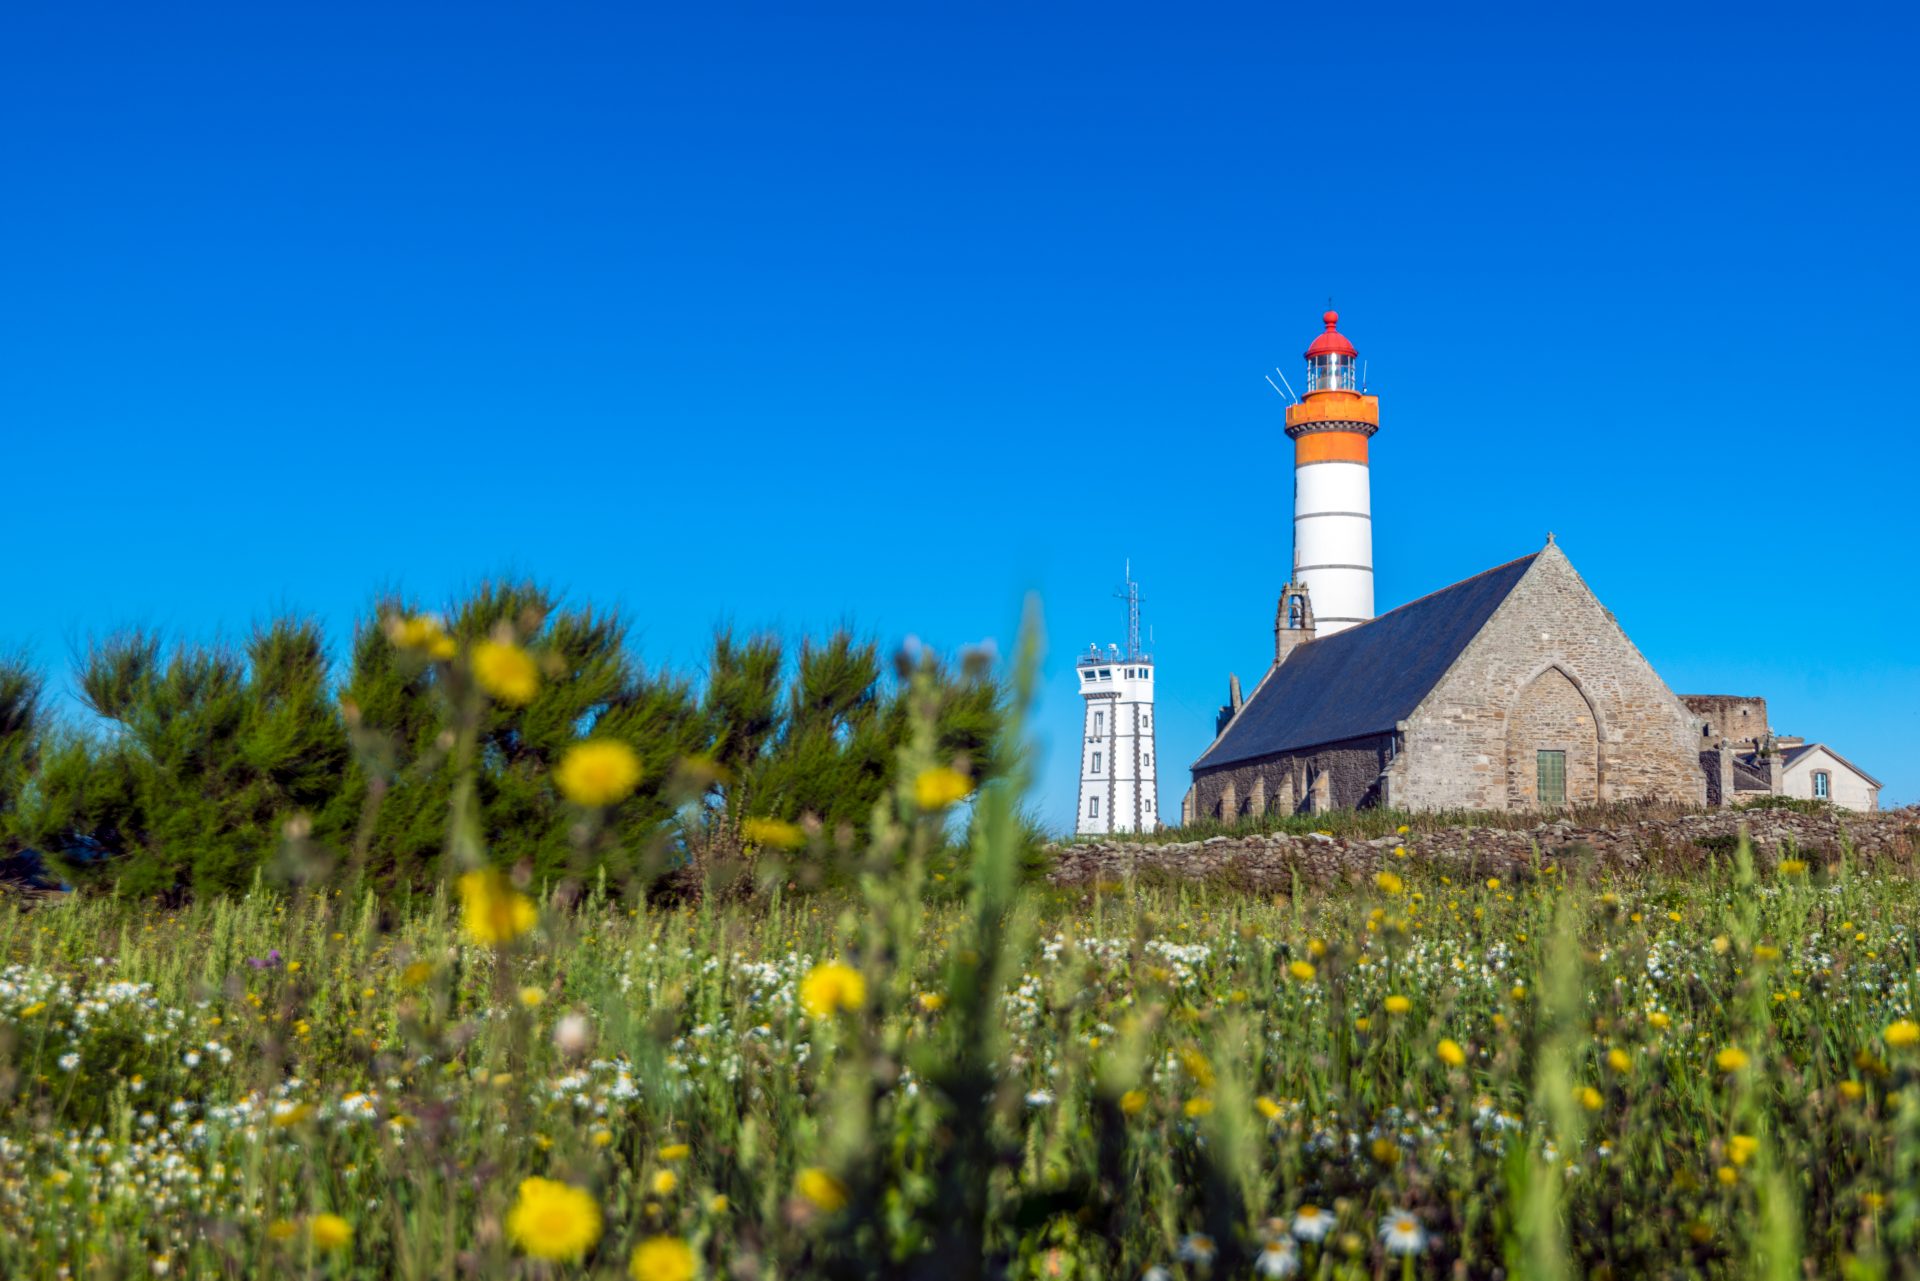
[1255,1239,1300,1277]
[58,1053,80,1071]
[1177,1233,1217,1265]
[1379,1210,1427,1255]
[1291,1204,1334,1242]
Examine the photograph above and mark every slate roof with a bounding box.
[1782,743,1884,787]
[1194,553,1540,771]
[1731,756,1772,792]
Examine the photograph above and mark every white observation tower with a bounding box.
[1074,565,1159,835]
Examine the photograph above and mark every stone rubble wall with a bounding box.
[1046,807,1920,890]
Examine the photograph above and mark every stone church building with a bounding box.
[1185,540,1709,818]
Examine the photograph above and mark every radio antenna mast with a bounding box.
[1114,561,1145,660]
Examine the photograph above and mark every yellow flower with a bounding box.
[1714,1046,1750,1073]
[506,1177,604,1262]
[1485,877,1500,891]
[1356,1016,1372,1032]
[707,1195,729,1213]
[915,992,945,1013]
[458,870,538,946]
[741,817,806,850]
[1839,1080,1866,1101]
[1606,1048,1632,1073]
[1393,845,1408,859]
[473,640,540,705]
[1648,1011,1671,1030]
[591,1128,613,1148]
[1777,858,1808,876]
[659,1143,691,1161]
[266,1219,298,1242]
[1396,824,1410,835]
[1183,1096,1214,1118]
[385,614,456,659]
[1727,1134,1758,1166]
[309,1214,353,1251]
[1384,995,1412,1015]
[629,1236,698,1281]
[914,766,973,810]
[401,960,435,988]
[1753,944,1781,962]
[1885,1020,1920,1048]
[555,740,643,808]
[798,961,867,1018]
[1573,1086,1603,1112]
[518,986,545,1009]
[650,1169,679,1196]
[1716,1165,1738,1187]
[1368,1136,1399,1165]
[1255,1096,1282,1121]
[1288,960,1316,981]
[1437,1038,1467,1068]
[1375,871,1404,895]
[1179,1047,1215,1088]
[1306,938,1327,957]
[1118,1089,1147,1115]
[795,1167,849,1213]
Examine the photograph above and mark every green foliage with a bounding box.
[38,622,348,898]
[2,587,1009,898]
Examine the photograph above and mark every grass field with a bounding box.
[4,833,1918,1279]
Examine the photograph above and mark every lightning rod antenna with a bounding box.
[1273,366,1300,401]
[1114,562,1144,661]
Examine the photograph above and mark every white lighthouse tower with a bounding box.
[1283,311,1380,636]
[1074,566,1159,835]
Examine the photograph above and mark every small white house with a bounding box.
[1779,744,1882,811]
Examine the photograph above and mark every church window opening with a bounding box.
[1537,751,1567,809]
[1091,752,1102,774]
[1088,797,1099,818]
[1813,771,1830,800]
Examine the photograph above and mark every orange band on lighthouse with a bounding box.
[1295,431,1370,465]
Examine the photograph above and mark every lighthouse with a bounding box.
[1283,311,1380,635]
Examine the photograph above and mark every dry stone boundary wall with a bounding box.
[1046,808,1920,890]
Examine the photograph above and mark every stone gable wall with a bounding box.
[1392,545,1707,811]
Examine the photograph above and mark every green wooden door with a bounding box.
[1537,750,1567,809]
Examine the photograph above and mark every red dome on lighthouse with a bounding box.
[1304,310,1357,359]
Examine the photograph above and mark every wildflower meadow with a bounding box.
[3,612,1918,1280]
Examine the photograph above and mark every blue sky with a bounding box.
[4,2,1916,825]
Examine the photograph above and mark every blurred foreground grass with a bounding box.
[4,842,1920,1279]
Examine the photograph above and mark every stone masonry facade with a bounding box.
[1388,544,1706,810]
[1189,734,1394,820]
